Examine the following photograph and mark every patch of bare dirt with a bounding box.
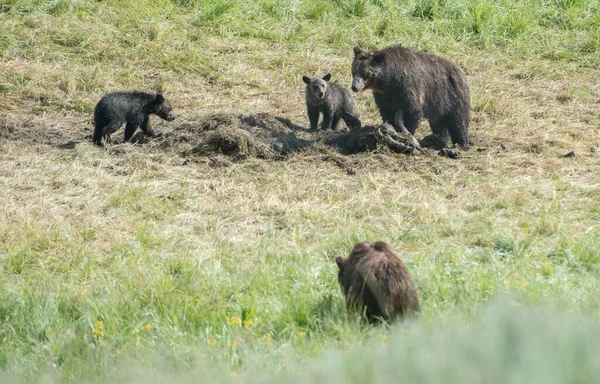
[0,113,90,147]
[0,112,451,159]
[148,113,434,159]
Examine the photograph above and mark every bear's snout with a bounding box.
[351,77,363,92]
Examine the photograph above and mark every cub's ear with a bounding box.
[353,46,362,56]
[302,76,311,84]
[322,73,331,82]
[155,91,165,102]
[335,257,345,269]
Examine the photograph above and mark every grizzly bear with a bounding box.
[93,91,176,146]
[303,73,361,131]
[335,241,420,323]
[351,45,470,149]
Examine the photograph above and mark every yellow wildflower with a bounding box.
[231,339,237,347]
[230,316,242,326]
[264,333,273,345]
[456,277,465,282]
[144,323,152,332]
[298,331,307,338]
[207,338,217,346]
[95,321,103,330]
[243,319,254,329]
[520,282,526,288]
[136,329,141,334]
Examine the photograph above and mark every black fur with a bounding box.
[352,45,470,148]
[93,91,176,146]
[303,73,361,131]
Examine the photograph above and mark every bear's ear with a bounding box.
[302,76,311,84]
[373,241,390,252]
[155,91,165,102]
[335,257,345,270]
[353,46,362,56]
[322,73,331,82]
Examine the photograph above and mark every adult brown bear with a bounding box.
[351,45,470,149]
[335,241,420,323]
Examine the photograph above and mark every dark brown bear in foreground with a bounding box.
[336,241,420,323]
[351,45,470,149]
[93,91,176,146]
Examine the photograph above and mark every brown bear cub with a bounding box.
[93,91,176,146]
[335,241,420,323]
[351,45,470,149]
[303,73,361,131]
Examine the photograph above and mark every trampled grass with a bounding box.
[0,0,599,382]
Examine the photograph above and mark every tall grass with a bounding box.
[3,301,599,383]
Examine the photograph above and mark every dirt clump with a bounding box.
[145,114,433,158]
[158,113,315,159]
[322,123,420,155]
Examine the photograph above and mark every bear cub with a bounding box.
[93,91,176,146]
[303,73,361,131]
[351,45,470,149]
[336,241,420,323]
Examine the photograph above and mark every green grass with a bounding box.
[1,0,600,382]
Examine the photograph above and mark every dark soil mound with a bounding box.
[152,114,426,159]
[154,113,317,159]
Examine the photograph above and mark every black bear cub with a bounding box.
[93,91,176,146]
[351,45,470,149]
[336,241,420,323]
[303,73,361,131]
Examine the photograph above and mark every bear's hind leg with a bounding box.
[447,115,469,149]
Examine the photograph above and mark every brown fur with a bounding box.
[351,45,470,149]
[335,241,420,323]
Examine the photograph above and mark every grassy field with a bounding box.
[1,0,600,382]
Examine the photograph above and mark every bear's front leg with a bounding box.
[307,106,320,131]
[393,109,421,148]
[141,117,161,138]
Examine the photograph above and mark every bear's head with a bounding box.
[351,46,383,92]
[152,91,176,121]
[302,73,332,100]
